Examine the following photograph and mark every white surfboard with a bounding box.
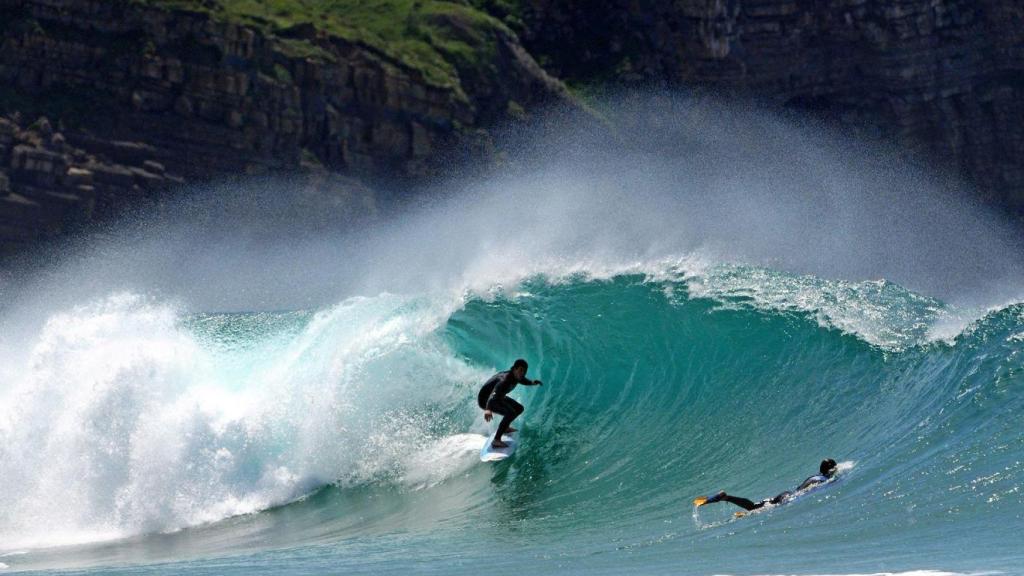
[480,432,517,462]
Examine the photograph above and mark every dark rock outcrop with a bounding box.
[0,113,184,253]
[0,0,572,252]
[519,0,1024,210]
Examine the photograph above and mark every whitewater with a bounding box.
[1,99,1022,575]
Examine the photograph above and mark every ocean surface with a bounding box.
[1,262,1022,575]
[2,99,1023,575]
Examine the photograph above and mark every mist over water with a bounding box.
[1,96,1023,574]
[4,96,1021,316]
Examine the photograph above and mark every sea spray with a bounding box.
[1,96,1022,574]
[0,292,483,549]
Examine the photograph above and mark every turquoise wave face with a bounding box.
[446,275,1024,538]
[2,270,1023,575]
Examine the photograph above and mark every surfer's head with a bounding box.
[820,458,838,477]
[511,358,528,379]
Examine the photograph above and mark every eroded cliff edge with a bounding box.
[0,0,570,253]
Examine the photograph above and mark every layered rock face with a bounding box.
[1,0,1021,255]
[0,0,569,252]
[0,114,182,254]
[520,0,1024,210]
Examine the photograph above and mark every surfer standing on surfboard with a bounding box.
[694,458,838,512]
[477,359,543,448]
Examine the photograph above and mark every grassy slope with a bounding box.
[134,0,513,97]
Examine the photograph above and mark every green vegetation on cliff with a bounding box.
[136,0,512,96]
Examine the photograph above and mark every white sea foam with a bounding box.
[489,258,969,351]
[401,433,486,490]
[713,572,997,576]
[0,292,486,550]
[448,253,1012,351]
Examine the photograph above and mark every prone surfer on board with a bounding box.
[694,458,838,512]
[477,359,542,448]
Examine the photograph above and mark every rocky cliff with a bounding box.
[0,0,571,253]
[1,0,1022,256]
[0,111,191,253]
[518,0,1024,210]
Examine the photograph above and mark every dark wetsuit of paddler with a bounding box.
[477,359,542,448]
[705,459,838,511]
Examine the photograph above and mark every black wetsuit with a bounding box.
[722,474,831,511]
[477,370,535,440]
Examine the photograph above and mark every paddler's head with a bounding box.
[820,458,838,477]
